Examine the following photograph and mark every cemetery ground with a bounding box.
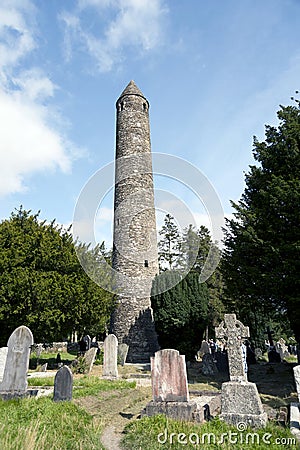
[0,351,299,450]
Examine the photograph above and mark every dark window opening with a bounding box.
[144,260,149,268]
[143,102,147,111]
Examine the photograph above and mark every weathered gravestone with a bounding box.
[293,365,300,403]
[103,334,118,378]
[83,347,98,373]
[152,349,189,402]
[0,326,34,399]
[0,347,8,382]
[118,343,129,366]
[215,314,267,427]
[82,335,91,351]
[201,353,218,376]
[290,365,300,442]
[144,349,221,422]
[53,365,73,402]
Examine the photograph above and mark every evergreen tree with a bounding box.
[0,207,113,345]
[151,271,209,359]
[158,214,181,270]
[222,101,300,346]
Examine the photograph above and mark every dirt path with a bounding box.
[74,386,152,450]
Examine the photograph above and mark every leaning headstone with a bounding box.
[83,347,98,374]
[103,334,118,378]
[53,365,73,402]
[215,314,267,427]
[0,326,34,399]
[144,349,221,422]
[118,343,129,366]
[0,347,8,382]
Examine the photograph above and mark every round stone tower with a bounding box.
[110,80,159,362]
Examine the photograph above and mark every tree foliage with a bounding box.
[152,217,224,358]
[0,207,113,345]
[222,102,300,345]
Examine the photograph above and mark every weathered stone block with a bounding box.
[220,381,267,427]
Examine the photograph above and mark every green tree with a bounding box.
[0,207,113,345]
[158,214,181,270]
[151,271,209,359]
[222,102,300,347]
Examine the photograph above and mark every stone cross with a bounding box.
[151,349,189,402]
[0,326,34,398]
[103,334,118,378]
[215,314,249,382]
[53,365,73,402]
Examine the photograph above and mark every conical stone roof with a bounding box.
[118,80,146,100]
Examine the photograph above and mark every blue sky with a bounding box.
[1,0,299,247]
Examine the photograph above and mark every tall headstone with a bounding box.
[0,326,33,399]
[0,347,8,382]
[215,314,267,427]
[103,334,118,378]
[151,349,189,402]
[110,80,159,363]
[53,365,73,402]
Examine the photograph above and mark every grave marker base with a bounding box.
[220,381,267,428]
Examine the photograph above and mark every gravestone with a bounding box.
[82,335,91,351]
[152,349,189,402]
[144,349,221,422]
[196,340,210,360]
[290,365,300,442]
[53,365,73,402]
[216,314,249,382]
[83,347,98,373]
[103,334,118,378]
[293,365,300,402]
[0,347,8,382]
[0,326,34,399]
[215,314,267,427]
[201,353,218,376]
[276,338,289,361]
[118,343,129,366]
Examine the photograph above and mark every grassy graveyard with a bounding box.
[0,357,299,449]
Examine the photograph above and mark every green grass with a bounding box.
[122,415,299,450]
[0,397,104,450]
[27,375,136,396]
[72,376,136,398]
[27,377,55,387]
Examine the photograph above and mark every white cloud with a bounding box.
[0,1,76,197]
[60,0,168,72]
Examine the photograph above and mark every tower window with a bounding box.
[143,103,147,112]
[121,101,125,111]
[144,260,149,268]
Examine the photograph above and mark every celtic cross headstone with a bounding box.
[215,314,249,382]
